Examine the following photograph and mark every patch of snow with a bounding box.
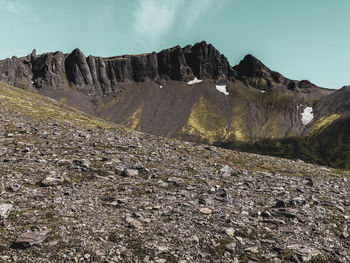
[261,90,266,93]
[31,81,34,84]
[187,77,203,85]
[301,106,314,125]
[159,85,163,89]
[216,85,229,95]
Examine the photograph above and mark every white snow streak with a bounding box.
[216,85,229,95]
[301,106,314,125]
[187,77,203,85]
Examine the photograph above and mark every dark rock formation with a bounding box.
[233,54,320,92]
[65,49,95,93]
[184,41,234,82]
[0,41,236,96]
[157,45,194,81]
[0,55,33,90]
[32,51,68,90]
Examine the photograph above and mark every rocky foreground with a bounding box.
[0,83,350,263]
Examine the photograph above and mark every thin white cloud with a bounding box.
[132,0,226,49]
[133,0,180,49]
[0,0,28,14]
[181,0,219,31]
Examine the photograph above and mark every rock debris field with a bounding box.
[0,84,350,262]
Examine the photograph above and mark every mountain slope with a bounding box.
[0,81,349,262]
[2,41,350,170]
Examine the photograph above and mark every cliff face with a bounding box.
[0,41,235,96]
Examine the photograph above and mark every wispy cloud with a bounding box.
[181,0,226,31]
[133,0,180,49]
[0,0,28,14]
[132,0,225,49]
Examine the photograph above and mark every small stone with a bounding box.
[261,210,272,218]
[40,174,66,187]
[225,242,236,252]
[220,165,236,176]
[0,203,13,219]
[225,228,235,237]
[167,177,184,185]
[57,159,72,166]
[274,200,286,208]
[188,235,200,244]
[279,209,298,219]
[72,159,91,169]
[305,178,314,187]
[123,169,139,177]
[11,230,50,249]
[287,244,320,262]
[199,208,212,214]
[156,246,169,253]
[244,246,259,253]
[125,216,142,229]
[290,196,306,206]
[84,254,91,259]
[336,205,345,213]
[209,187,216,193]
[342,226,349,239]
[241,211,249,216]
[263,218,286,225]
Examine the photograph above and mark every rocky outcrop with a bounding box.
[184,41,235,82]
[157,45,194,81]
[0,41,235,96]
[0,54,33,90]
[32,51,69,90]
[234,54,320,91]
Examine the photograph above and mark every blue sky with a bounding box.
[0,0,349,89]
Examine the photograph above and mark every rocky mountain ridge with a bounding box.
[1,41,350,169]
[234,54,323,92]
[0,41,234,96]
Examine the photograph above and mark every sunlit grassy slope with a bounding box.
[225,115,350,170]
[0,81,116,129]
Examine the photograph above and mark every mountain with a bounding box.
[1,41,349,169]
[0,81,349,262]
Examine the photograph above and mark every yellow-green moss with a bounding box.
[309,114,341,134]
[180,96,227,144]
[121,104,143,130]
[59,97,68,104]
[0,82,116,129]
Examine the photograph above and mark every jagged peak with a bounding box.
[158,45,182,54]
[239,54,266,69]
[233,54,268,80]
[30,49,36,58]
[193,40,208,47]
[70,48,84,56]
